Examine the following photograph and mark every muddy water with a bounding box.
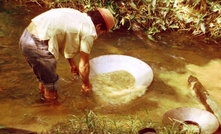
[1,2,221,133]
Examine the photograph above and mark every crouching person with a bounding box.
[19,8,115,102]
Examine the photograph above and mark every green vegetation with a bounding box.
[44,109,202,134]
[19,0,221,40]
[46,109,155,134]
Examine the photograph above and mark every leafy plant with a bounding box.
[45,109,205,134]
[18,0,221,39]
[45,109,156,134]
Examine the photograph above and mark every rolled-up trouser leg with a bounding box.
[19,29,59,91]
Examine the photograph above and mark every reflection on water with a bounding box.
[159,59,221,113]
[1,2,221,133]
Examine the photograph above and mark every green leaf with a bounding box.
[200,22,206,33]
[147,34,156,41]
[169,24,179,29]
[152,0,156,12]
[129,1,138,10]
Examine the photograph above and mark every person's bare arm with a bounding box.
[79,52,92,92]
[67,58,79,75]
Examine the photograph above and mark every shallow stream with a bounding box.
[1,2,221,133]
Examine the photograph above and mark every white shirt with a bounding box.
[31,8,97,59]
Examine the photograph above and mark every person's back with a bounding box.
[31,8,95,39]
[28,8,97,59]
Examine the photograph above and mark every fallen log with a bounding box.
[188,75,221,126]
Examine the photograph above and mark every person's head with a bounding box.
[87,8,115,36]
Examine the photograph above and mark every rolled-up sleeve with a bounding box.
[80,36,95,54]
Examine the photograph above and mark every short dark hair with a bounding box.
[138,128,157,134]
[86,10,107,31]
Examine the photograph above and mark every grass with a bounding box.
[45,109,156,134]
[15,0,221,41]
[43,109,203,134]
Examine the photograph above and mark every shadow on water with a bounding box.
[1,1,221,133]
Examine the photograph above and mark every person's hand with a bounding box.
[71,65,79,76]
[81,83,92,93]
